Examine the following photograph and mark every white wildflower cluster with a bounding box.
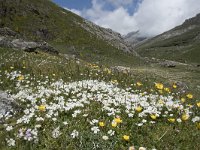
[0,70,199,149]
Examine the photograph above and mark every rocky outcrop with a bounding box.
[77,20,139,56]
[0,27,59,54]
[111,66,131,74]
[123,31,148,46]
[0,91,16,115]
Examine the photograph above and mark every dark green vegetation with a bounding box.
[136,14,200,64]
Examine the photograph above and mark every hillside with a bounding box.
[0,0,139,66]
[135,13,200,64]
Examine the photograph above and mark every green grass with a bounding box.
[0,48,200,150]
[136,25,200,64]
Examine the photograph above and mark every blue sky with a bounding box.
[53,0,92,10]
[53,0,141,14]
[52,0,200,36]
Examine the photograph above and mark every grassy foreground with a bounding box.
[0,49,200,150]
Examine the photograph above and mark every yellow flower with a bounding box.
[164,87,170,93]
[186,94,193,99]
[136,82,143,86]
[38,105,46,111]
[181,114,189,121]
[168,118,175,123]
[52,74,56,76]
[158,99,164,104]
[197,123,200,129]
[197,102,200,108]
[123,135,129,141]
[99,122,105,127]
[155,83,164,90]
[10,66,14,69]
[158,90,163,94]
[18,75,24,81]
[172,84,177,89]
[181,98,186,103]
[111,121,117,127]
[135,106,143,112]
[114,117,122,124]
[150,114,157,120]
[111,80,118,84]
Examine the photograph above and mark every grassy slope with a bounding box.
[0,0,140,66]
[136,18,200,64]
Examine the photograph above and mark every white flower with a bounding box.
[52,127,61,138]
[71,130,79,138]
[91,126,100,134]
[137,123,143,127]
[139,147,146,150]
[36,117,44,122]
[102,135,109,140]
[35,125,41,128]
[6,126,13,131]
[128,113,134,117]
[6,138,15,147]
[192,116,200,123]
[52,118,57,121]
[177,118,182,123]
[90,119,99,125]
[108,130,115,136]
[63,121,68,125]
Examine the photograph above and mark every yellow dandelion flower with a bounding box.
[38,105,46,112]
[197,123,200,129]
[111,121,117,127]
[168,118,175,123]
[111,80,118,84]
[136,82,143,86]
[181,114,189,121]
[123,135,129,141]
[18,75,24,81]
[135,106,143,112]
[173,84,177,89]
[150,114,157,120]
[99,122,105,127]
[197,102,200,108]
[164,87,170,93]
[155,83,164,90]
[186,94,193,99]
[114,117,122,124]
[181,98,186,103]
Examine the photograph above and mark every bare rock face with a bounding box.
[0,91,14,115]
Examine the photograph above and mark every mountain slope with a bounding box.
[0,0,139,65]
[135,13,200,64]
[123,31,148,46]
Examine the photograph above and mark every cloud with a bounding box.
[67,0,200,36]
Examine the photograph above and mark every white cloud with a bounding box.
[67,0,200,36]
